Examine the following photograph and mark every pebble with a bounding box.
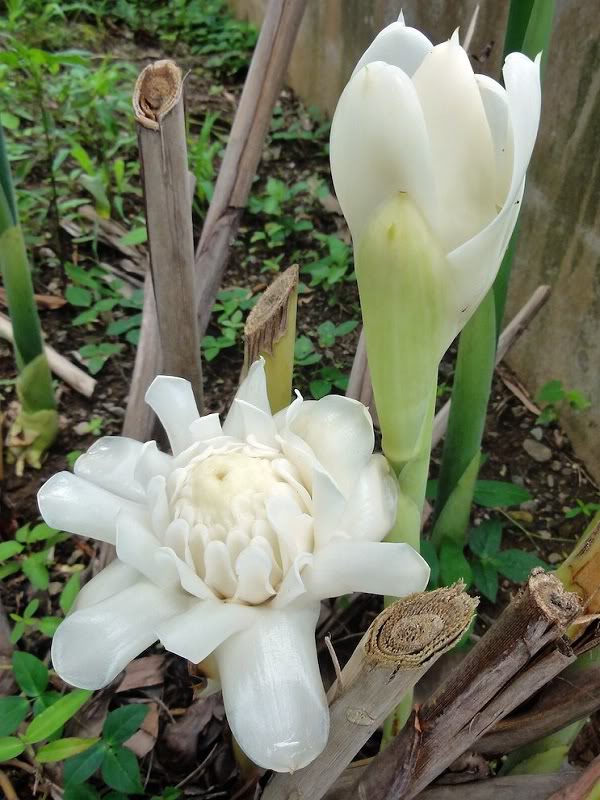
[551,460,562,472]
[547,475,555,488]
[539,530,551,540]
[530,427,543,441]
[523,438,552,463]
[548,552,563,564]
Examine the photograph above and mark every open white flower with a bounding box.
[38,360,429,772]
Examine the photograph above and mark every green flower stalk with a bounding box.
[0,125,57,472]
[330,14,541,740]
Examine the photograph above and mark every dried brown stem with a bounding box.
[477,657,600,756]
[262,584,476,800]
[326,765,580,800]
[350,570,581,800]
[244,265,298,368]
[123,0,307,443]
[547,753,600,800]
[194,0,308,335]
[133,60,203,409]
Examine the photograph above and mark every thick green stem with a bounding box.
[433,290,496,540]
[500,720,585,776]
[381,389,436,746]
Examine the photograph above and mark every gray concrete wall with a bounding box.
[230,0,600,480]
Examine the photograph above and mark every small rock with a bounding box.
[539,530,551,540]
[520,500,538,513]
[523,439,552,463]
[530,427,543,441]
[547,475,555,488]
[551,460,561,472]
[548,552,563,565]
[512,474,525,487]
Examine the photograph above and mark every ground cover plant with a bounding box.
[1,0,600,797]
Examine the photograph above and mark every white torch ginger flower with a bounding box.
[331,17,542,320]
[38,360,429,772]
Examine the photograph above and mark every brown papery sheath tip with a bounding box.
[366,583,478,669]
[133,60,183,130]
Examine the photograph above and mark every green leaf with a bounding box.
[472,559,499,603]
[23,689,92,744]
[66,285,93,308]
[12,651,49,696]
[472,481,531,508]
[36,736,100,763]
[119,227,147,246]
[309,379,331,400]
[22,554,50,590]
[493,549,547,583]
[0,540,23,560]
[439,539,473,588]
[101,745,143,794]
[0,112,20,130]
[60,573,81,614]
[0,563,21,580]
[420,540,439,588]
[469,520,503,559]
[37,616,62,637]
[27,523,59,542]
[103,704,149,746]
[535,379,564,405]
[431,450,481,549]
[64,784,102,800]
[0,696,29,736]
[64,741,107,785]
[0,736,25,761]
[32,691,62,716]
[70,144,95,175]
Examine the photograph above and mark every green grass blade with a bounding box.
[0,125,16,227]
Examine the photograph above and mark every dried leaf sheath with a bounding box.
[263,584,476,800]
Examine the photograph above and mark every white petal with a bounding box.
[189,412,223,442]
[115,512,177,588]
[72,559,139,613]
[351,20,433,78]
[51,581,190,689]
[133,441,173,489]
[224,359,271,424]
[330,60,436,244]
[204,540,237,597]
[503,53,542,200]
[214,601,328,772]
[446,55,540,327]
[158,548,215,600]
[271,553,312,609]
[303,541,430,599]
[37,472,145,545]
[476,74,512,206]
[222,398,278,447]
[156,600,257,664]
[340,455,399,542]
[412,38,497,251]
[147,475,170,539]
[311,467,346,548]
[74,437,145,502]
[145,375,200,455]
[234,546,276,605]
[288,395,374,496]
[266,486,313,571]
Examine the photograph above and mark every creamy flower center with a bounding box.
[168,450,313,604]
[184,453,280,530]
